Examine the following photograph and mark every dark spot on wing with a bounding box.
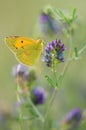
[21,41,23,43]
[13,44,18,49]
[22,46,24,49]
[6,36,19,39]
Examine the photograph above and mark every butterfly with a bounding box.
[5,36,43,66]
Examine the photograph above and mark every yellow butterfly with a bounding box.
[5,36,43,66]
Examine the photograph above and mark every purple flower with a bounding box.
[12,64,37,88]
[31,87,46,105]
[12,63,29,77]
[44,39,66,67]
[38,12,61,37]
[62,108,83,129]
[39,13,50,23]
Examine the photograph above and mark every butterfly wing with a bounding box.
[5,36,20,53]
[16,40,43,66]
[5,36,36,53]
[5,36,43,66]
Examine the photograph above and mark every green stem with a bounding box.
[42,30,73,130]
[42,89,57,130]
[16,85,23,130]
[42,63,58,130]
[78,42,86,55]
[61,31,73,77]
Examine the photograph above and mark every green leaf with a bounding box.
[56,9,69,23]
[24,102,38,117]
[56,74,63,89]
[45,75,55,87]
[74,47,78,57]
[71,48,80,60]
[56,9,66,19]
[72,8,77,19]
[28,105,38,117]
[26,99,44,122]
[25,103,38,117]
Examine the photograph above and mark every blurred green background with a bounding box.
[0,0,86,129]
